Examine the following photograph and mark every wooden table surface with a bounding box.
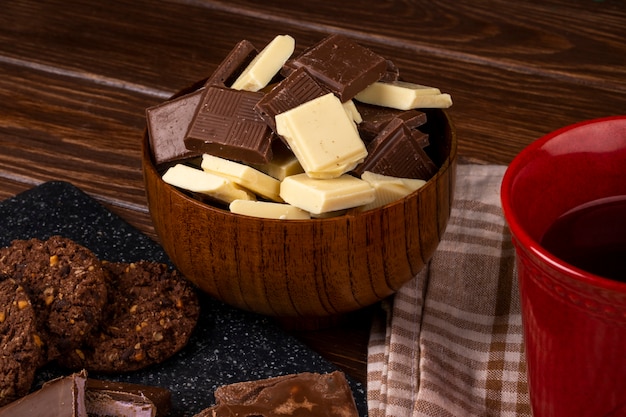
[1,0,625,387]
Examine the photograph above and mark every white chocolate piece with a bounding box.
[162,164,255,204]
[355,80,452,110]
[342,99,362,123]
[201,154,282,202]
[229,200,311,220]
[359,171,426,211]
[275,93,367,179]
[231,35,295,92]
[280,173,375,214]
[251,143,304,181]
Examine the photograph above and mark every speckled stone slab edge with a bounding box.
[0,181,366,417]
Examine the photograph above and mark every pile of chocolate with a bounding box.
[147,34,452,219]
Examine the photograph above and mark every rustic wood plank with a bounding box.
[2,0,624,167]
[0,61,153,209]
[172,0,626,90]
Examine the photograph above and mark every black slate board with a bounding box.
[0,181,367,417]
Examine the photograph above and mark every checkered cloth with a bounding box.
[367,164,532,417]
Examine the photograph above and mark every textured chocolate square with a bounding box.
[283,34,387,102]
[353,117,437,180]
[185,86,274,164]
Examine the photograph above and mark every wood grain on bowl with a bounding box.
[142,100,456,319]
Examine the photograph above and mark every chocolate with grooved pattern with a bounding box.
[185,86,275,164]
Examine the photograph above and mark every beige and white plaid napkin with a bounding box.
[367,164,531,417]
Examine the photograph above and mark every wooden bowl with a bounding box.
[142,86,457,321]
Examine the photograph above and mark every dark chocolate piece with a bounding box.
[205,40,258,87]
[87,379,171,417]
[185,86,275,164]
[0,278,44,406]
[283,34,387,102]
[146,89,204,167]
[194,371,359,417]
[255,67,330,132]
[0,371,87,417]
[353,117,437,180]
[381,59,400,82]
[356,102,427,142]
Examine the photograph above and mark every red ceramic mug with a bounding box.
[501,116,626,417]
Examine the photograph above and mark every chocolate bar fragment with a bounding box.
[283,34,387,102]
[0,371,87,417]
[353,117,437,180]
[255,67,330,132]
[356,102,427,143]
[185,85,275,164]
[146,89,204,167]
[0,372,171,417]
[381,59,400,82]
[205,39,258,87]
[86,379,171,417]
[194,371,359,417]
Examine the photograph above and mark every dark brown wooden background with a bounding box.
[1,0,625,384]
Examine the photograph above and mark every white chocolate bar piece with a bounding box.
[355,80,452,110]
[342,99,362,123]
[280,173,375,214]
[229,200,311,220]
[359,171,426,211]
[251,142,304,181]
[275,93,367,179]
[231,35,295,92]
[162,163,255,204]
[201,154,282,202]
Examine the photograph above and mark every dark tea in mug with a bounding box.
[540,195,626,283]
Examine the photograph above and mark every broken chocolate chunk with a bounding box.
[255,67,330,132]
[0,371,87,417]
[283,34,387,102]
[146,89,204,167]
[194,371,359,417]
[86,379,171,417]
[353,117,437,180]
[185,85,275,164]
[205,39,258,88]
[356,102,427,143]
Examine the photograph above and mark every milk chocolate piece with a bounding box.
[353,117,437,180]
[255,67,329,132]
[185,85,275,164]
[86,379,171,417]
[205,40,258,87]
[356,102,427,142]
[146,89,204,167]
[0,371,87,417]
[381,59,400,82]
[283,34,387,102]
[194,371,359,417]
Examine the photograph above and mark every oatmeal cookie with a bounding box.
[60,260,199,372]
[0,236,108,361]
[0,278,44,406]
